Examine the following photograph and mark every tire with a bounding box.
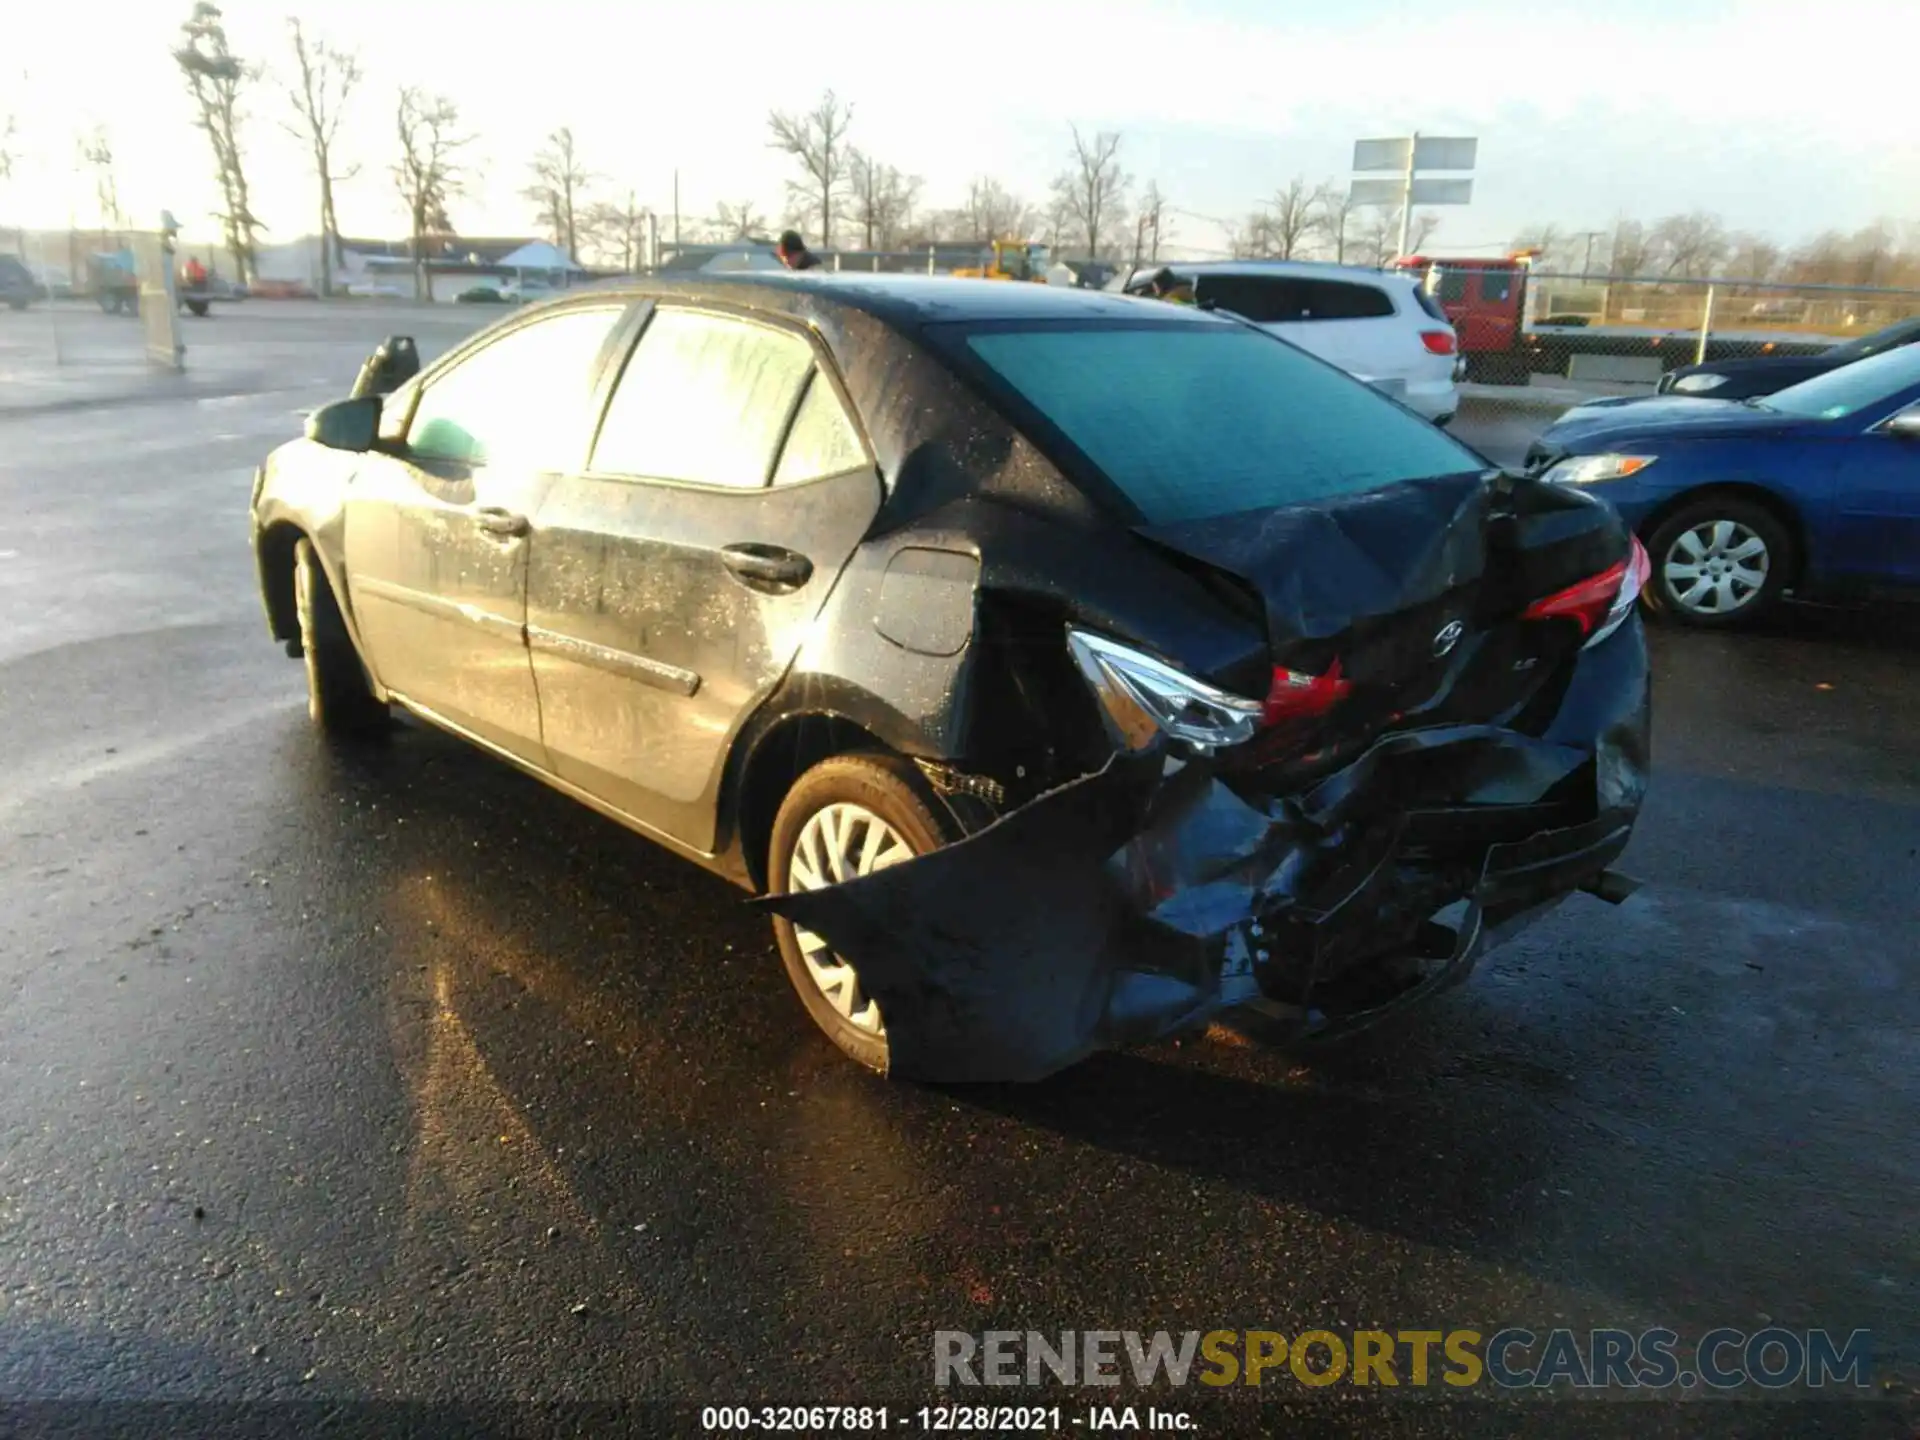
[185,298,209,317]
[766,753,964,1074]
[293,538,388,736]
[1643,495,1794,628]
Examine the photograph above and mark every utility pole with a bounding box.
[1580,229,1604,277]
[1396,130,1418,260]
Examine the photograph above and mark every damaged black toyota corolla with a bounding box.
[250,275,1650,1083]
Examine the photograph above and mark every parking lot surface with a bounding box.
[1,302,1915,1436]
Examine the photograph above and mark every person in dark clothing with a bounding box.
[777,230,822,271]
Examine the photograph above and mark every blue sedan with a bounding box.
[1525,344,1920,626]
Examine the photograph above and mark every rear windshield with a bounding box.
[953,322,1482,524]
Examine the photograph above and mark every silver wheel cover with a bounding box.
[1663,519,1770,616]
[786,802,916,1036]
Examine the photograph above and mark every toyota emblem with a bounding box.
[1432,620,1465,658]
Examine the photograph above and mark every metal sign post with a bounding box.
[1351,135,1478,261]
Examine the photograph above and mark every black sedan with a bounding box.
[1658,316,1920,399]
[250,275,1649,1081]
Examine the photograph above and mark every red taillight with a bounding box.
[1419,329,1457,355]
[1522,536,1651,641]
[1262,657,1353,725]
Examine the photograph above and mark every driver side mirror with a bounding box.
[349,335,420,399]
[1883,406,1920,438]
[305,396,381,453]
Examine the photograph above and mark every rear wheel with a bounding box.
[1644,496,1792,628]
[767,753,962,1073]
[293,538,388,736]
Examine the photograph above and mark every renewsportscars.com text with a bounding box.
[933,1328,1872,1391]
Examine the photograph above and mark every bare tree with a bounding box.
[957,175,1029,246]
[583,192,650,270]
[848,153,921,249]
[1726,232,1782,284]
[1649,211,1727,279]
[1051,125,1128,260]
[767,90,853,249]
[1128,181,1168,265]
[174,2,262,279]
[1258,176,1317,260]
[1511,222,1566,270]
[80,127,124,233]
[523,127,593,265]
[1609,217,1652,279]
[393,88,469,301]
[1354,206,1437,266]
[1039,192,1073,256]
[283,19,360,297]
[708,200,768,241]
[1311,180,1358,264]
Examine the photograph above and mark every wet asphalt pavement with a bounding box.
[1,303,1917,1438]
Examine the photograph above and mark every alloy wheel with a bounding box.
[786,802,916,1035]
[1662,519,1770,617]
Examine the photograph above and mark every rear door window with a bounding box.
[1436,270,1470,303]
[591,308,816,488]
[773,373,868,485]
[1194,274,1305,324]
[1292,279,1395,320]
[1480,271,1515,304]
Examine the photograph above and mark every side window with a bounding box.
[1481,270,1515,304]
[591,309,815,488]
[1194,275,1303,324]
[405,307,623,469]
[1436,270,1470,303]
[1293,280,1396,320]
[773,373,868,485]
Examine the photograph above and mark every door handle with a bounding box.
[720,543,813,592]
[474,507,530,538]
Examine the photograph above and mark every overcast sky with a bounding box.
[7,0,1917,257]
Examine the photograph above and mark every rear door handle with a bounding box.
[475,507,529,538]
[720,543,813,592]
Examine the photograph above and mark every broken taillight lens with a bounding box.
[1522,535,1651,647]
[1262,658,1353,725]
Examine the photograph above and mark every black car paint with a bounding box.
[253,274,1648,1079]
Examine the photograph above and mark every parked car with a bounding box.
[456,285,512,303]
[1527,343,1920,626]
[28,263,73,299]
[251,276,1647,1080]
[0,255,41,310]
[1657,316,1920,399]
[1111,259,1460,424]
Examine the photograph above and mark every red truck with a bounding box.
[1389,253,1537,383]
[1390,252,1834,385]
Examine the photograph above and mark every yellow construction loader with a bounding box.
[952,239,1051,282]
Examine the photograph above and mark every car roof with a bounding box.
[1150,259,1413,288]
[540,272,1220,328]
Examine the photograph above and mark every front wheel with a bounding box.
[766,754,962,1073]
[1643,497,1793,627]
[293,538,388,736]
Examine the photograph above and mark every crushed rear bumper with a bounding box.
[758,620,1650,1082]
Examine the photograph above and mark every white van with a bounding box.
[1112,260,1461,426]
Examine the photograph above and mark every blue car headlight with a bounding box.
[1543,453,1657,486]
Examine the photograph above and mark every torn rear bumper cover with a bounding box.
[757,627,1650,1083]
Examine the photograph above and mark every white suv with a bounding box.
[1112,260,1461,426]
